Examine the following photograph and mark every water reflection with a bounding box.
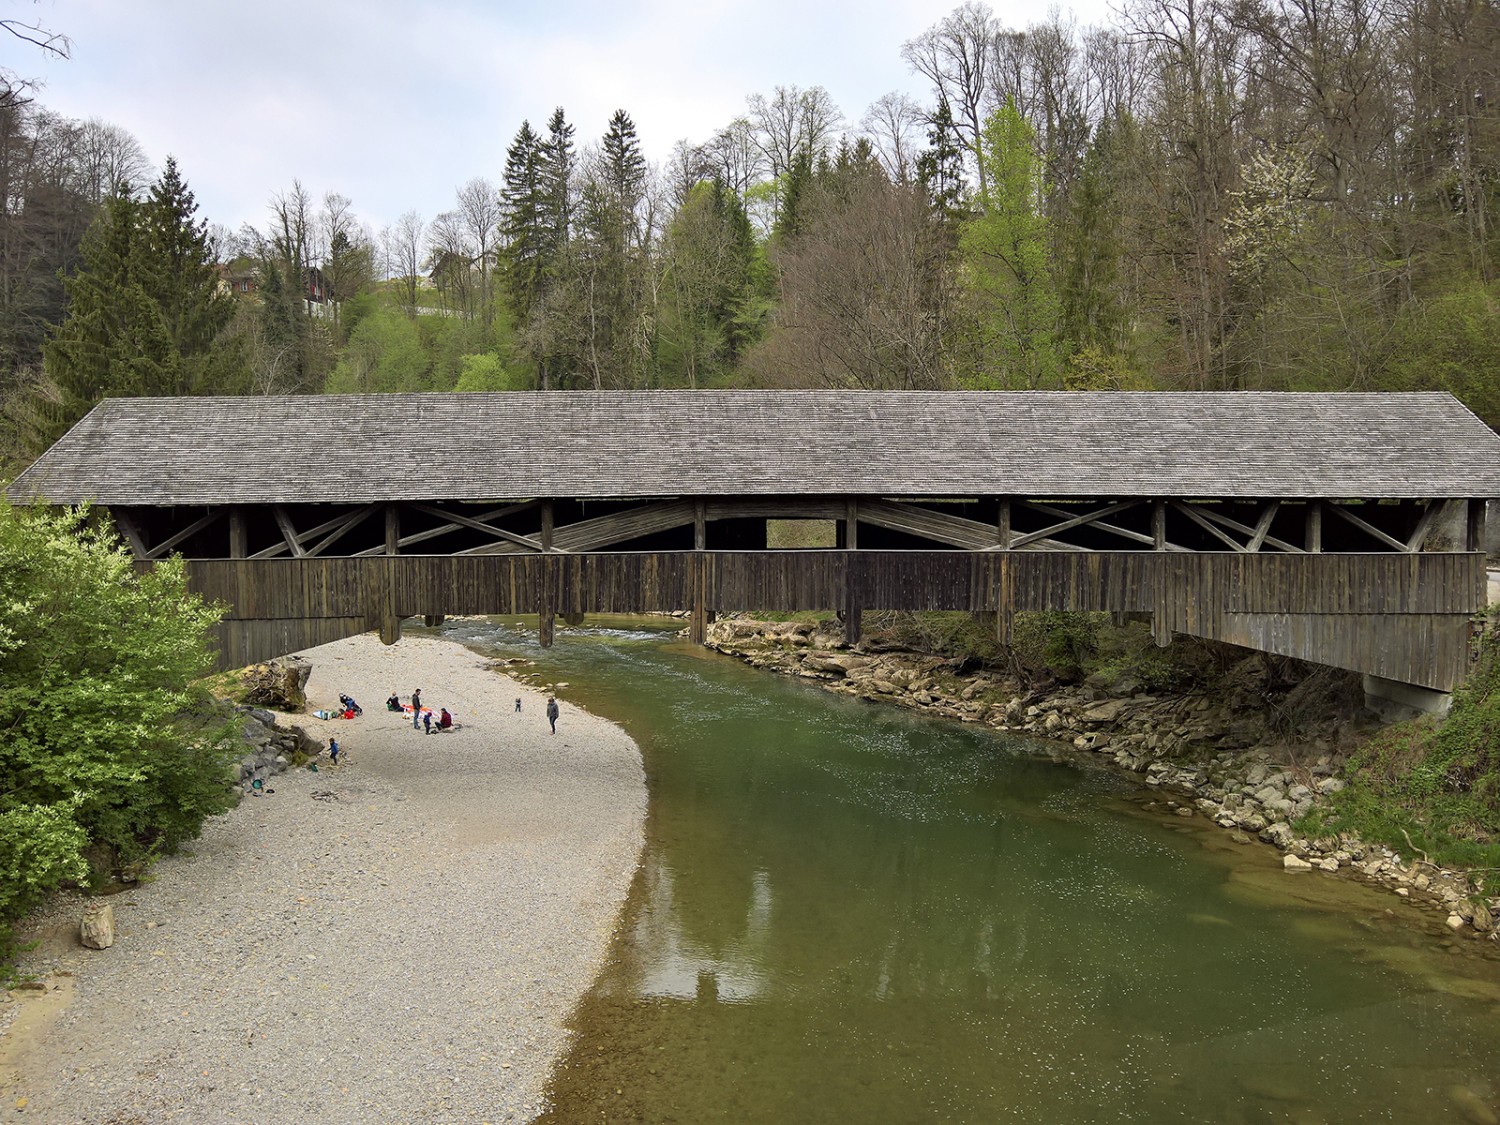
[431,618,1500,1125]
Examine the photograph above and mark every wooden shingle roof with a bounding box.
[9,390,1500,505]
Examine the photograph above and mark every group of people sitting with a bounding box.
[386,690,456,734]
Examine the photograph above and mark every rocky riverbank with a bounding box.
[704,615,1499,941]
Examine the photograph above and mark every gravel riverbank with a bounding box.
[0,632,647,1125]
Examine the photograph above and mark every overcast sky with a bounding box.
[20,0,1114,238]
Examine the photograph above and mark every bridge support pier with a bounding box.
[539,611,555,648]
[1362,674,1452,720]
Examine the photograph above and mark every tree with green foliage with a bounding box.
[575,109,650,387]
[0,502,235,950]
[956,101,1062,389]
[324,305,431,393]
[1058,114,1131,356]
[916,97,966,222]
[40,157,244,443]
[501,120,547,328]
[659,179,762,386]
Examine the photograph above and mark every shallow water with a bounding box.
[433,617,1500,1125]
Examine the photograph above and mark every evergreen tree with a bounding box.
[775,151,814,242]
[141,157,244,395]
[43,186,176,420]
[600,109,646,241]
[576,109,649,387]
[540,107,575,259]
[916,97,966,221]
[500,120,547,324]
[1059,115,1130,354]
[41,157,245,433]
[659,179,762,386]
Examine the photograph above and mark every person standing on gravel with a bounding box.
[329,737,342,766]
[546,696,560,735]
[411,688,422,729]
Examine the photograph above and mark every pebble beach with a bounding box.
[0,631,647,1124]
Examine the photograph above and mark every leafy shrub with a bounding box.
[0,503,237,945]
[1317,632,1500,872]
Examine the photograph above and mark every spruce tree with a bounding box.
[44,187,176,417]
[42,159,247,441]
[500,120,547,323]
[917,97,966,221]
[540,107,575,257]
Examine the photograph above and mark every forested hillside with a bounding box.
[1,0,1496,471]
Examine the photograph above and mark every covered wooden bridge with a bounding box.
[10,390,1500,706]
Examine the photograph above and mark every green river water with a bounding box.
[435,617,1499,1124]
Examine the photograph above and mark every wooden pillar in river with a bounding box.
[539,500,555,648]
[843,499,862,647]
[1150,500,1171,647]
[994,500,1013,646]
[690,500,708,645]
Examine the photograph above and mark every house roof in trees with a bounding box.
[10,390,1500,505]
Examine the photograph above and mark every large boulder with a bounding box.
[241,657,312,710]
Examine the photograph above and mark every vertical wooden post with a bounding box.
[995,555,1012,647]
[1306,500,1322,554]
[374,557,401,646]
[998,499,1012,550]
[229,509,247,559]
[690,501,708,645]
[1466,498,1487,553]
[385,504,400,556]
[846,498,859,550]
[539,500,556,646]
[1151,556,1171,648]
[1152,499,1166,551]
[690,556,707,645]
[844,543,861,647]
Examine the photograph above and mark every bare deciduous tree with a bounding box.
[861,92,926,184]
[903,2,997,190]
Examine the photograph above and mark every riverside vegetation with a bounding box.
[703,609,1500,940]
[0,502,243,975]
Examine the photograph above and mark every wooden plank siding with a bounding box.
[183,551,1485,690]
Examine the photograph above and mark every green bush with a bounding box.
[1315,632,1500,873]
[0,503,238,942]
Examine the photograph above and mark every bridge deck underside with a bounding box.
[184,551,1484,691]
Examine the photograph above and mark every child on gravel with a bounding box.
[328,737,343,766]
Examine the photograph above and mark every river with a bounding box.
[430,617,1500,1125]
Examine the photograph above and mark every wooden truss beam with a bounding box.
[1017,499,1190,552]
[1326,501,1410,553]
[859,499,1079,552]
[250,505,379,560]
[272,506,305,558]
[140,509,223,560]
[1403,500,1441,553]
[351,501,540,557]
[412,501,545,553]
[1173,501,1305,553]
